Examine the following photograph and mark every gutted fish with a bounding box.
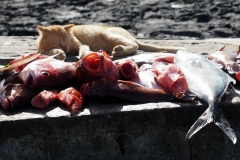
[175,50,237,144]
[75,50,119,84]
[116,59,138,80]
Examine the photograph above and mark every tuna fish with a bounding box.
[175,50,237,144]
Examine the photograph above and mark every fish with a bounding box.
[75,50,119,84]
[0,84,39,110]
[116,59,138,80]
[113,53,175,67]
[175,50,237,144]
[208,45,240,81]
[18,58,76,89]
[0,53,41,75]
[0,72,23,86]
[80,76,174,103]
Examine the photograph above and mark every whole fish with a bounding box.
[175,50,237,144]
[208,45,240,81]
[80,76,174,103]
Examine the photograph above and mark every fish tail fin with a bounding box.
[214,108,237,144]
[186,107,213,140]
[186,106,237,144]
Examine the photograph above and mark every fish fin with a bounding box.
[186,107,213,140]
[43,53,62,62]
[186,107,237,144]
[219,45,226,51]
[214,109,237,144]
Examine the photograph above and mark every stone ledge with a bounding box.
[0,36,240,159]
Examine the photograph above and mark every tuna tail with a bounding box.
[186,105,237,144]
[136,40,186,53]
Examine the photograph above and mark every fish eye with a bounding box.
[41,71,50,76]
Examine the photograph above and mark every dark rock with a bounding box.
[174,9,195,22]
[143,11,162,19]
[173,30,204,39]
[194,12,211,22]
[0,0,240,39]
[213,28,233,38]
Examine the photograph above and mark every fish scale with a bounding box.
[175,50,237,144]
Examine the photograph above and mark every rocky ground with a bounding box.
[0,0,240,40]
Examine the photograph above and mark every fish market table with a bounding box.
[0,36,240,159]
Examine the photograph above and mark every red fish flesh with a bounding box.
[128,64,167,91]
[57,87,84,110]
[31,90,58,108]
[116,59,138,80]
[75,50,119,84]
[153,63,188,99]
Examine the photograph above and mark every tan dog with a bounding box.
[36,24,185,60]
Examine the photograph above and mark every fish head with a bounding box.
[25,69,53,88]
[0,84,38,110]
[19,59,76,89]
[19,60,56,88]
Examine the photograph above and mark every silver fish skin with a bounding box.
[114,53,175,66]
[175,50,237,144]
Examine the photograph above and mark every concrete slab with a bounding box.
[0,36,240,159]
[203,38,240,45]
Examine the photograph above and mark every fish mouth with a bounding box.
[25,73,35,87]
[84,53,100,70]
